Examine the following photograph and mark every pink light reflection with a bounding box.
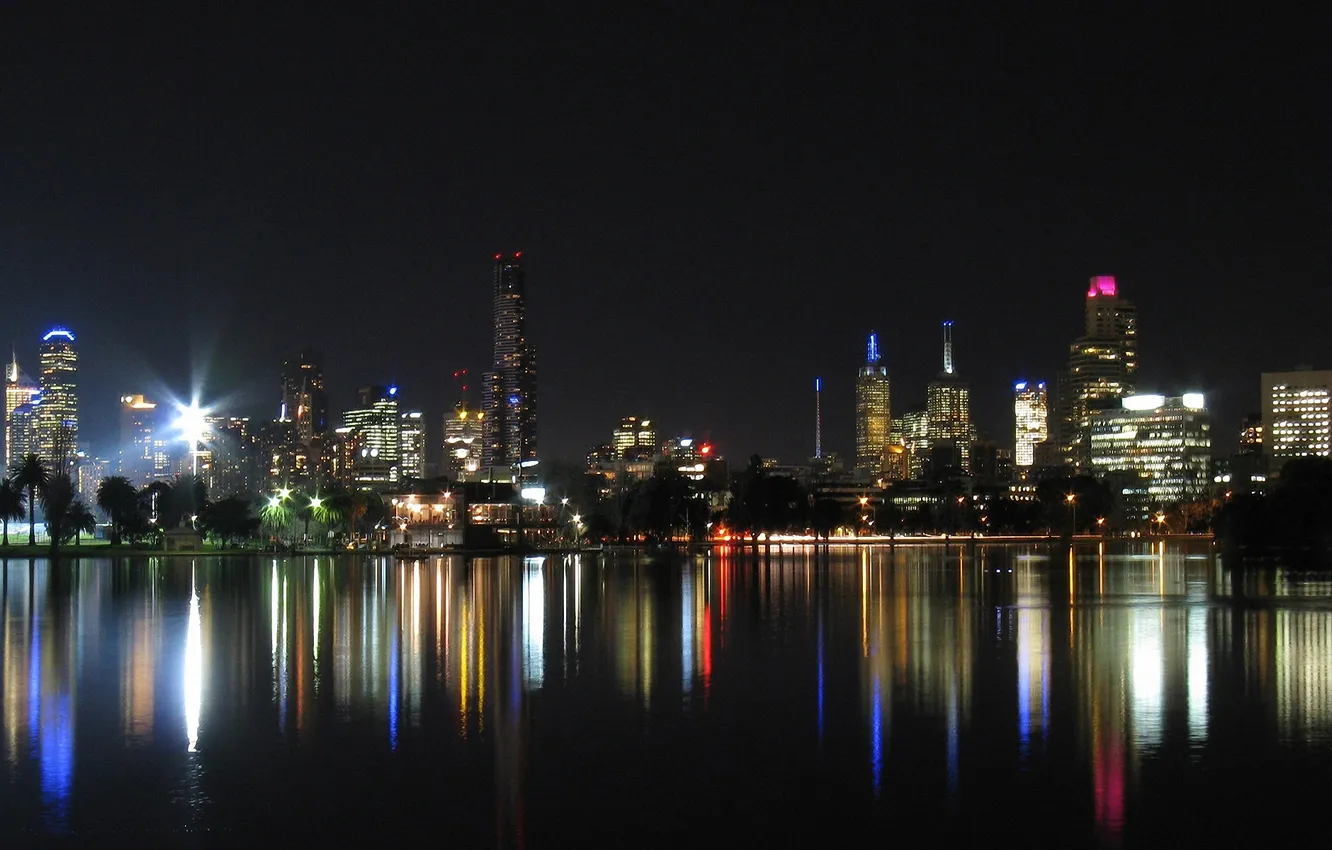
[1087,276,1117,297]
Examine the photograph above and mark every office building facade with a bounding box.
[4,351,41,469]
[1089,394,1211,517]
[279,349,329,444]
[343,385,401,486]
[481,253,538,470]
[612,416,657,458]
[443,402,483,482]
[36,327,79,468]
[400,410,427,480]
[1261,369,1331,471]
[926,322,976,473]
[1013,381,1048,467]
[1057,277,1137,469]
[119,394,171,486]
[854,332,891,476]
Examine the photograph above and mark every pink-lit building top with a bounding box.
[1087,276,1118,298]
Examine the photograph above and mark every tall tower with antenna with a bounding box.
[854,332,891,477]
[814,377,823,460]
[926,320,976,472]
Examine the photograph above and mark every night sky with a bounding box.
[2,4,1326,465]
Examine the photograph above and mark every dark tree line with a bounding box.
[1213,457,1332,564]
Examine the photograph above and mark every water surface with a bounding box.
[2,542,1330,846]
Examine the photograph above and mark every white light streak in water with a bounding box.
[312,561,321,672]
[523,560,545,690]
[1130,610,1165,750]
[1188,608,1208,743]
[279,575,288,731]
[184,568,202,753]
[407,562,422,727]
[574,558,582,662]
[270,562,278,658]
[682,566,694,694]
[1017,608,1048,755]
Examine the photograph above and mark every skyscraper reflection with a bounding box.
[1015,560,1050,759]
[6,546,1332,843]
[1068,542,1214,845]
[858,546,976,797]
[1274,609,1332,742]
[120,566,158,744]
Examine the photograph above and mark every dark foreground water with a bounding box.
[2,541,1330,847]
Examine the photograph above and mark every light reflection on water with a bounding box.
[0,543,1330,844]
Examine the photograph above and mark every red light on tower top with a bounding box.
[494,253,502,260]
[700,444,712,455]
[1087,276,1117,298]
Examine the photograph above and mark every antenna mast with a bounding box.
[814,377,823,459]
[942,321,954,375]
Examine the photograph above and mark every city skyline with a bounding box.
[1,6,1324,466]
[0,275,1315,474]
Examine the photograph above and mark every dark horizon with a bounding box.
[2,5,1326,464]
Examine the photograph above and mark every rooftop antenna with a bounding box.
[867,331,880,364]
[815,377,823,459]
[942,321,955,375]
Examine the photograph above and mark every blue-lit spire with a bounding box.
[942,321,954,375]
[867,332,880,364]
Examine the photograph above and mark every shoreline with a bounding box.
[0,534,1215,561]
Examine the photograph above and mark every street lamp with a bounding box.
[1065,492,1077,536]
[1096,516,1106,536]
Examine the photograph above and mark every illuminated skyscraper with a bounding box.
[400,410,427,480]
[481,253,538,470]
[36,327,78,468]
[1013,381,1048,467]
[7,403,38,468]
[342,385,401,486]
[612,416,656,458]
[926,322,976,472]
[854,332,891,476]
[444,402,483,481]
[1261,368,1332,471]
[119,394,171,485]
[1057,277,1138,469]
[4,349,40,469]
[279,349,328,444]
[891,410,930,479]
[1089,393,1211,517]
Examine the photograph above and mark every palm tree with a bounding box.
[66,501,97,546]
[12,454,48,547]
[0,476,25,547]
[97,476,138,544]
[41,473,77,554]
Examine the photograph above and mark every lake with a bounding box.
[3,541,1330,846]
